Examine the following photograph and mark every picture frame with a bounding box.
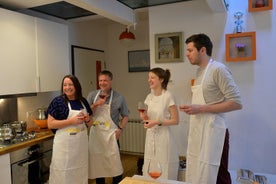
[248,0,273,12]
[128,50,150,72]
[225,32,256,62]
[155,32,183,63]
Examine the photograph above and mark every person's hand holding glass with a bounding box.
[79,108,89,123]
[96,90,107,106]
[179,98,192,114]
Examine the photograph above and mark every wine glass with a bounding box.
[138,101,147,113]
[99,90,106,99]
[79,108,88,121]
[148,159,162,180]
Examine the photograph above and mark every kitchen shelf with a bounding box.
[225,32,256,62]
[248,0,273,12]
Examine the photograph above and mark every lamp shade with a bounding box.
[119,28,135,47]
[119,28,135,40]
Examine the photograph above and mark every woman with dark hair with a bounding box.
[47,74,93,184]
[139,67,179,180]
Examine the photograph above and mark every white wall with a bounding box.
[105,20,150,119]
[68,18,150,119]
[148,0,276,174]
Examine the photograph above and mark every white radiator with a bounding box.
[120,119,146,154]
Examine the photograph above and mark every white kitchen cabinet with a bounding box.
[0,8,37,95]
[0,153,12,184]
[35,18,70,92]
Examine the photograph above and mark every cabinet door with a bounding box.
[0,153,12,184]
[0,8,37,95]
[36,18,70,92]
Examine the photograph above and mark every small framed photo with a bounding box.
[155,32,183,63]
[225,32,256,62]
[128,50,150,72]
[248,0,273,12]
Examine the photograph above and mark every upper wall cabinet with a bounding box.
[0,8,37,95]
[36,18,70,92]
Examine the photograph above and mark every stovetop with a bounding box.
[0,132,36,147]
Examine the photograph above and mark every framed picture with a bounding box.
[248,0,273,12]
[225,32,256,62]
[128,50,150,72]
[155,32,183,63]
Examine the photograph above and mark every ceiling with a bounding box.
[0,0,192,21]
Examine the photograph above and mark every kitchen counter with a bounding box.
[0,129,54,155]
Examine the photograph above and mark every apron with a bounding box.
[186,60,226,184]
[88,90,123,179]
[142,91,179,180]
[49,102,88,184]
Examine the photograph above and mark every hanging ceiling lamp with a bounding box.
[119,27,135,47]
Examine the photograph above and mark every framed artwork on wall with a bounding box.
[225,32,256,62]
[128,50,150,72]
[155,32,183,63]
[248,0,273,12]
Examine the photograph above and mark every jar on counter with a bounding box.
[37,108,46,120]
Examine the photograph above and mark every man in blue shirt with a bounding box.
[87,70,129,184]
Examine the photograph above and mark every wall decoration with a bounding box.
[128,50,150,72]
[234,12,244,33]
[225,32,256,62]
[155,32,183,63]
[248,0,273,12]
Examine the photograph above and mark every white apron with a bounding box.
[142,91,179,180]
[88,90,123,179]
[186,60,226,184]
[49,102,88,184]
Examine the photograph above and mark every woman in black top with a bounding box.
[47,74,93,184]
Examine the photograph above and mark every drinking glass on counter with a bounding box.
[26,110,40,132]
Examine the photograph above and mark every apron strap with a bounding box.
[200,58,213,84]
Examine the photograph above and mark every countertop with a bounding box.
[0,129,54,155]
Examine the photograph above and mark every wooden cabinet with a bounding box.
[0,8,37,95]
[35,18,70,92]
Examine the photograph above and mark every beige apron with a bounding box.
[142,91,179,180]
[49,102,88,184]
[186,60,226,184]
[88,90,123,179]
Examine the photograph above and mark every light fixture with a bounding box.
[119,27,135,47]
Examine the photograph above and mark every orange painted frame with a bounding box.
[225,32,256,62]
[248,0,273,12]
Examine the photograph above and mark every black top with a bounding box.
[47,95,92,120]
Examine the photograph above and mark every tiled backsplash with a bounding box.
[0,98,18,124]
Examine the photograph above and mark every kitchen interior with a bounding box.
[1,0,276,184]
